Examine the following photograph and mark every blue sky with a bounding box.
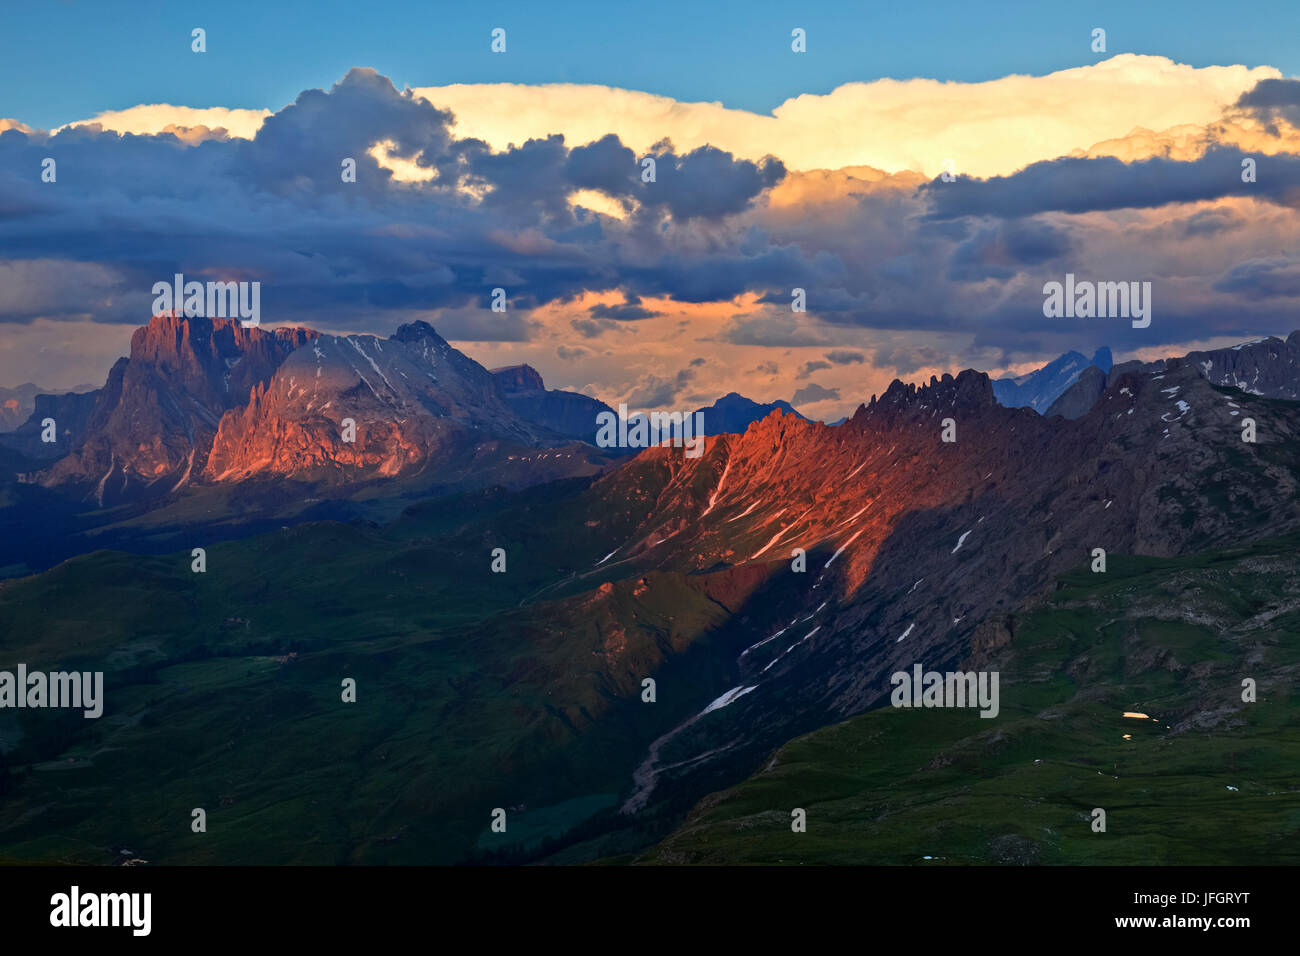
[3,0,1298,128]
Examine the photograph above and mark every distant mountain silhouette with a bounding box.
[694,392,807,435]
[490,364,615,445]
[992,347,1112,412]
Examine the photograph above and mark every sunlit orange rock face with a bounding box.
[203,377,463,484]
[587,369,1036,596]
[578,361,1300,803]
[576,360,1300,718]
[202,322,549,485]
[36,313,315,503]
[31,314,601,503]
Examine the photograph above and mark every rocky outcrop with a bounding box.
[491,364,614,444]
[32,313,315,503]
[589,362,1300,810]
[491,364,546,393]
[1180,332,1300,399]
[203,322,553,484]
[1047,333,1300,420]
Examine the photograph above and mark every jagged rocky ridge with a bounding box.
[1050,332,1300,419]
[583,361,1300,813]
[20,315,605,503]
[29,314,316,504]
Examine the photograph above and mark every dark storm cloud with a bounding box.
[791,382,839,405]
[0,68,793,331]
[869,345,945,376]
[720,313,830,347]
[589,293,661,320]
[10,63,1300,375]
[1213,255,1300,299]
[946,220,1072,282]
[563,134,640,196]
[1178,207,1241,238]
[924,148,1300,220]
[1235,77,1300,127]
[825,349,865,364]
[627,368,695,407]
[623,244,840,305]
[636,145,785,220]
[235,67,457,195]
[570,317,613,338]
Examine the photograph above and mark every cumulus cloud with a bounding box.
[1213,254,1300,298]
[825,349,865,364]
[12,62,1300,411]
[1177,207,1243,237]
[590,293,662,320]
[0,68,792,335]
[570,317,613,338]
[946,220,1074,282]
[57,104,271,140]
[870,344,948,376]
[626,368,695,407]
[797,360,831,378]
[1236,77,1300,127]
[51,56,1278,181]
[926,147,1300,220]
[719,312,833,347]
[404,56,1276,177]
[792,382,840,405]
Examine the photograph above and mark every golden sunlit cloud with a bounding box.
[413,55,1278,177]
[43,56,1281,181]
[56,104,272,141]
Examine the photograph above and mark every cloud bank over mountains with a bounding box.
[5,56,1300,416]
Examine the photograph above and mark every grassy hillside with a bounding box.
[635,534,1300,865]
[0,477,774,864]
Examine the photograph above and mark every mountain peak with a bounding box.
[391,320,448,346]
[34,313,317,503]
[693,392,807,436]
[491,364,546,393]
[867,368,995,415]
[131,312,317,367]
[992,348,1112,413]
